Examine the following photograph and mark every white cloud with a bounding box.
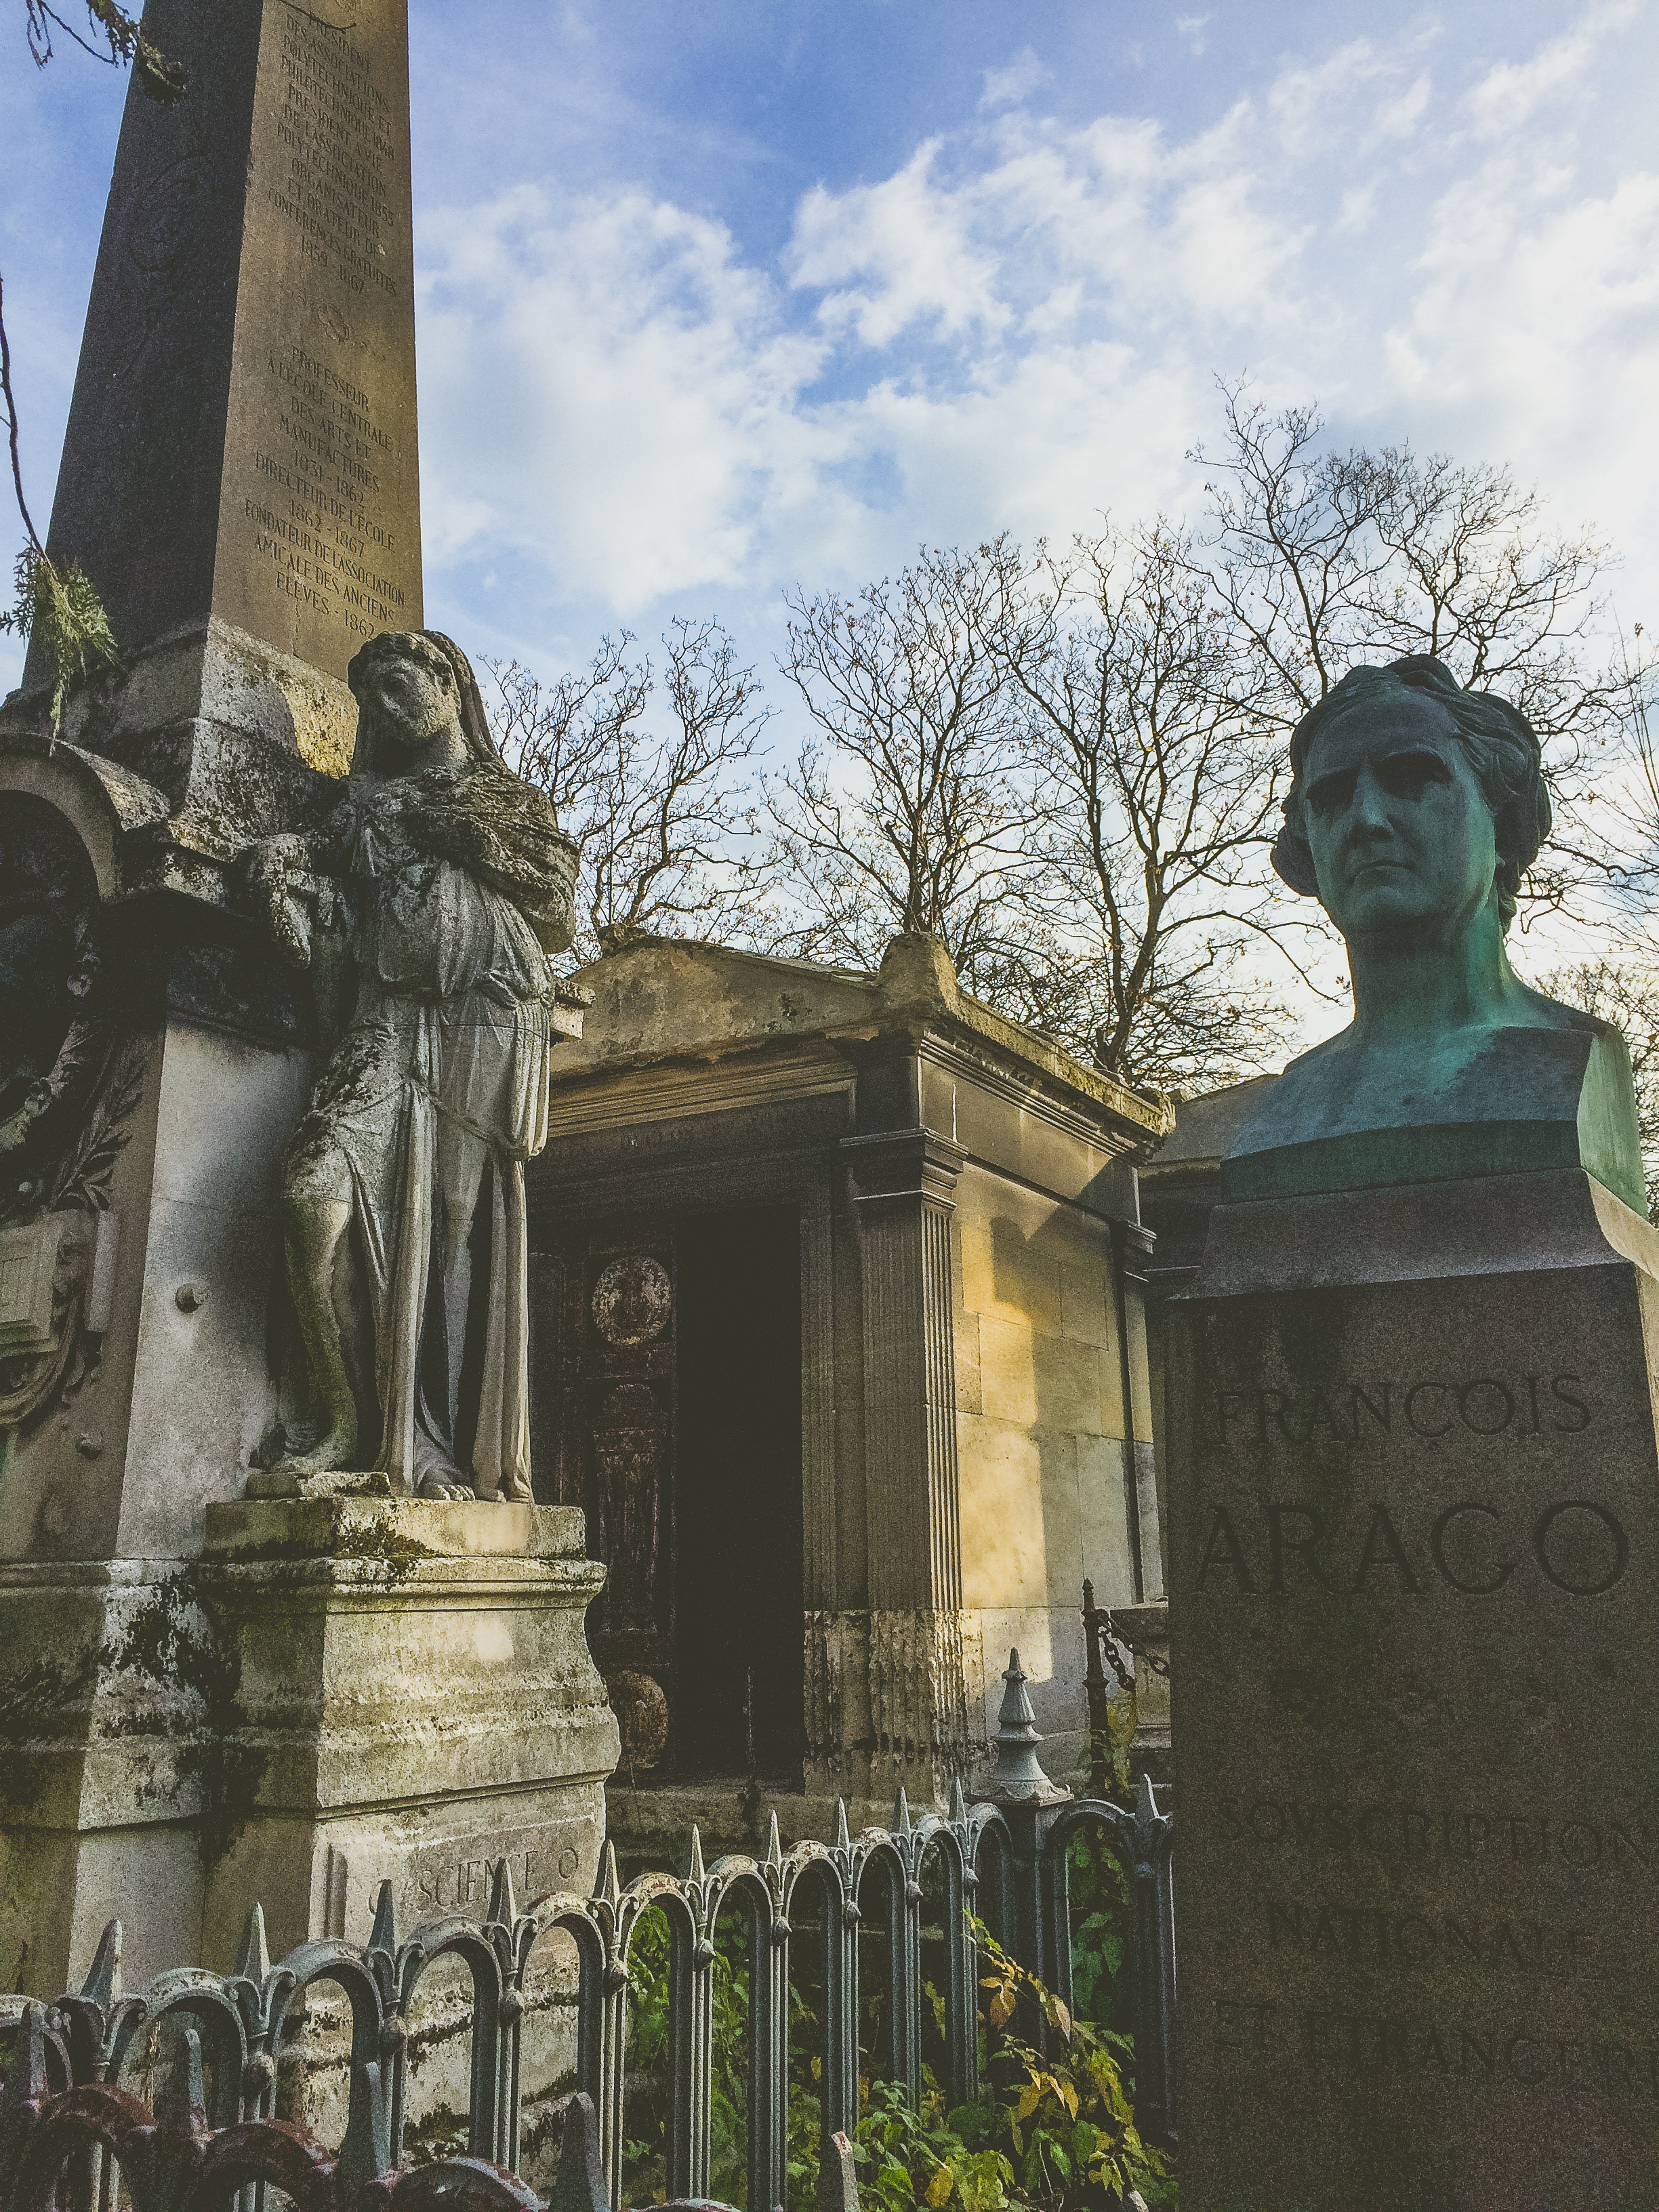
[788,144,1010,345]
[981,47,1050,110]
[1383,155,1659,545]
[1462,1,1635,140]
[1174,15,1212,58]
[419,184,836,609]
[411,5,1659,661]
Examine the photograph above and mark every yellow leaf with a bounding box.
[1015,2084,1042,2123]
[926,2165,953,2207]
[1059,2080,1078,2119]
[989,1990,1014,2029]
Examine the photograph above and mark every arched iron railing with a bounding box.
[0,1777,1173,2212]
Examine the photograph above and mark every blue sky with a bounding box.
[4,0,1659,706]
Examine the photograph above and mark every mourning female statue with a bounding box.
[1225,653,1646,1210]
[243,630,577,1500]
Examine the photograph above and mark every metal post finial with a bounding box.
[988,1647,1065,1801]
[552,2088,611,2212]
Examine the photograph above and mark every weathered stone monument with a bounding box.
[1169,656,1659,2209]
[0,0,615,1998]
[24,0,422,772]
[525,928,1170,1855]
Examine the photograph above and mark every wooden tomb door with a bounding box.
[535,1209,804,1782]
[544,1225,678,1685]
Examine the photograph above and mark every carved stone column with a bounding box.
[841,1128,970,1797]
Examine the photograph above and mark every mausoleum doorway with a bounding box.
[531,1206,805,1786]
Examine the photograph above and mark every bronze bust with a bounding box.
[1226,655,1645,1211]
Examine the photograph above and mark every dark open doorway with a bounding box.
[673,1206,804,1782]
[535,1203,804,1785]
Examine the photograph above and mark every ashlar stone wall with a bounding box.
[955,1166,1154,1781]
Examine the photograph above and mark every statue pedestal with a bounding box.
[1170,1167,1659,2209]
[196,1496,618,1965]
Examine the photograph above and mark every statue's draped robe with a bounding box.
[293,760,572,1494]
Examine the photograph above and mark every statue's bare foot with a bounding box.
[273,1426,358,1483]
[417,1475,472,1500]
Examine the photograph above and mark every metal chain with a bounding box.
[1092,1606,1171,1682]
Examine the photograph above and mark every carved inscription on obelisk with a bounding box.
[26,0,421,709]
[218,0,421,672]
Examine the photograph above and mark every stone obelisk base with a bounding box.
[197,1496,618,1965]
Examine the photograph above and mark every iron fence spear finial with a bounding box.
[596,1840,621,1908]
[79,1919,121,2005]
[369,1880,398,1960]
[235,1902,270,1983]
[487,1854,518,1929]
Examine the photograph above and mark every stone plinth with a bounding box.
[1,1499,617,1990]
[1109,1599,1170,1780]
[197,1498,619,1965]
[1169,1166,1659,2211]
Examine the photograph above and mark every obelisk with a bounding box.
[16,0,422,771]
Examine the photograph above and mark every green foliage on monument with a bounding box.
[0,547,118,734]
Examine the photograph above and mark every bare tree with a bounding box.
[1543,959,1659,1214]
[1193,382,1647,918]
[996,524,1315,1090]
[489,618,771,968]
[18,0,182,93]
[763,538,1040,989]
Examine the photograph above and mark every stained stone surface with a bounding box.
[23,0,421,743]
[197,1498,618,1964]
[1168,1167,1659,2212]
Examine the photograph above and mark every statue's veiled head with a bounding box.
[1273,656,1551,946]
[346,629,502,779]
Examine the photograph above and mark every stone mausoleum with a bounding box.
[527,931,1170,1854]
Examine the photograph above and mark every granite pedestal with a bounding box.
[1170,1166,1659,2211]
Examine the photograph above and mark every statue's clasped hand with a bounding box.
[241,834,325,972]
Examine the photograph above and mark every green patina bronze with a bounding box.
[1224,655,1646,1212]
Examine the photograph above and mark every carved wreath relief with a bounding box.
[0,795,134,1434]
[590,1254,672,1345]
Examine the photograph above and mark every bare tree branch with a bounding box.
[997,522,1315,1090]
[21,0,185,96]
[762,537,1044,990]
[488,620,771,966]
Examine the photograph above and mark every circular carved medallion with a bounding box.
[591,1255,672,1345]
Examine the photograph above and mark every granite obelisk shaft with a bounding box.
[24,0,422,703]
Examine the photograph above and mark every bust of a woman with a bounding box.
[1225,655,1645,1211]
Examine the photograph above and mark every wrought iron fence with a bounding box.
[0,1700,1174,2212]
